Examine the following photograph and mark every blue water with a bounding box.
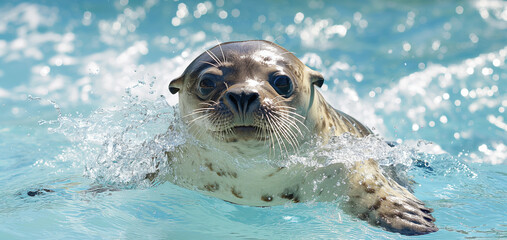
[1,0,506,239]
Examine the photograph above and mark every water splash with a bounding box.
[46,82,186,189]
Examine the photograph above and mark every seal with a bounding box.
[166,40,437,235]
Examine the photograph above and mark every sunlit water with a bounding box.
[0,0,506,239]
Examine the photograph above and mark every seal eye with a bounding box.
[271,75,293,97]
[198,78,216,96]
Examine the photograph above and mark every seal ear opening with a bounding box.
[169,76,183,94]
[309,69,324,88]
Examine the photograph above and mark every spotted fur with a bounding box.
[164,40,438,235]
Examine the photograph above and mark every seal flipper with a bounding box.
[345,159,438,235]
[26,188,54,197]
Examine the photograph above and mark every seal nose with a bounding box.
[224,88,260,117]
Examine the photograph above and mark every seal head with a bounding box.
[169,40,324,156]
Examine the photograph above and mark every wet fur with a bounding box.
[166,40,437,235]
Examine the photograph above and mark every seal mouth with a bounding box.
[230,125,259,140]
[211,125,268,142]
[232,126,257,134]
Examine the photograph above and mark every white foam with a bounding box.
[50,94,184,187]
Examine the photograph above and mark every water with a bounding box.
[0,0,506,239]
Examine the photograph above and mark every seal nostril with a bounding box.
[225,91,260,116]
[246,92,259,107]
[245,92,260,113]
[225,92,241,114]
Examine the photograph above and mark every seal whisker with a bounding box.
[271,97,305,120]
[188,106,215,112]
[187,112,213,125]
[192,111,214,127]
[216,115,233,141]
[276,110,309,133]
[209,112,227,140]
[205,49,223,66]
[223,121,232,141]
[270,114,299,152]
[187,112,212,140]
[264,113,278,156]
[270,112,299,141]
[270,96,296,109]
[204,49,221,66]
[201,100,219,105]
[275,105,298,110]
[279,51,297,57]
[183,110,211,121]
[267,112,289,157]
[271,97,308,134]
[278,115,305,138]
[208,115,222,140]
[198,102,213,106]
[255,125,261,140]
[216,40,227,63]
[186,114,215,141]
[193,123,207,140]
[200,60,218,68]
[254,124,267,142]
[227,126,234,140]
[183,108,214,119]
[277,109,306,121]
[273,123,296,154]
[278,116,304,146]
[269,120,286,156]
[272,95,289,105]
[273,35,283,44]
[277,111,306,124]
[223,82,230,91]
[276,114,301,151]
[278,114,308,132]
[258,124,273,154]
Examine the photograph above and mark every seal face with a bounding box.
[167,40,437,235]
[169,40,325,157]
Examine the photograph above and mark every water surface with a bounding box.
[0,0,506,239]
